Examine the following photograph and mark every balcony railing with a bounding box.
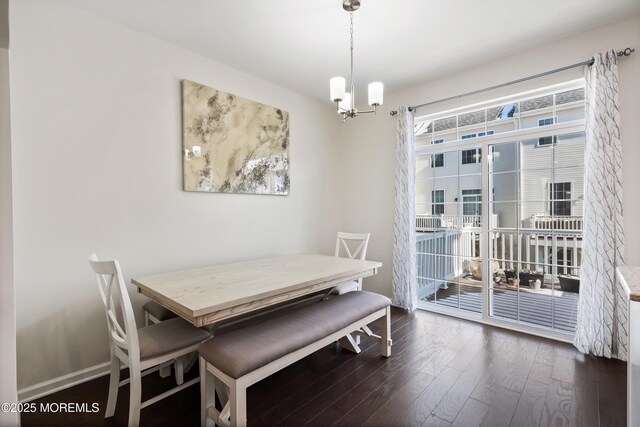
[416,214,497,231]
[525,215,583,231]
[416,215,583,298]
[416,230,480,300]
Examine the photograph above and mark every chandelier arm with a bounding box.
[357,107,378,115]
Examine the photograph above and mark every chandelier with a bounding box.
[329,0,383,121]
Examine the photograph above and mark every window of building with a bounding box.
[462,189,482,216]
[550,182,572,216]
[538,118,558,146]
[461,130,494,140]
[431,154,444,168]
[430,139,444,167]
[461,148,481,165]
[538,136,557,147]
[432,190,444,215]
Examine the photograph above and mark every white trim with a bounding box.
[18,361,110,402]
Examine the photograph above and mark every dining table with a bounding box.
[132,253,382,327]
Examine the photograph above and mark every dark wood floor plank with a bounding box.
[597,358,627,427]
[432,360,488,422]
[572,353,598,381]
[510,379,548,427]
[308,333,447,426]
[539,379,573,427]
[451,398,490,427]
[447,332,488,371]
[363,366,463,427]
[535,342,557,366]
[422,414,452,427]
[471,378,521,427]
[569,377,598,427]
[551,356,576,385]
[331,369,435,427]
[528,362,554,385]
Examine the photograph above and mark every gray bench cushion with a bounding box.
[198,291,390,379]
[143,300,178,322]
[138,317,211,360]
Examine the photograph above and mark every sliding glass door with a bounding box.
[414,81,586,338]
[488,131,584,333]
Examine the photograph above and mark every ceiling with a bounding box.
[64,0,640,102]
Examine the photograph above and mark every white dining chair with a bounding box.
[89,254,211,427]
[331,232,370,295]
[142,300,184,384]
[329,232,374,353]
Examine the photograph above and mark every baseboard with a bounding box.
[18,361,111,403]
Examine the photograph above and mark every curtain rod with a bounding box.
[389,47,635,116]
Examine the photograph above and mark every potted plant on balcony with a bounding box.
[493,270,503,285]
[506,265,519,287]
[519,268,545,288]
[558,274,580,293]
[505,264,518,280]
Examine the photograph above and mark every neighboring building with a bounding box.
[415,87,585,231]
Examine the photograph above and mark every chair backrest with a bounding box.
[89,254,139,362]
[335,232,370,260]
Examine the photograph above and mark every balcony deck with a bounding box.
[422,281,579,333]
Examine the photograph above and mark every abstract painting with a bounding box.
[182,80,290,195]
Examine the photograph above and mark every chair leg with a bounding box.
[184,352,198,373]
[105,351,120,418]
[144,311,150,327]
[174,357,184,385]
[128,365,142,427]
[381,307,392,357]
[229,379,247,427]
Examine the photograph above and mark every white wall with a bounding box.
[341,15,640,298]
[9,0,342,392]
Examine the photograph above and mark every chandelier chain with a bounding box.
[349,11,354,110]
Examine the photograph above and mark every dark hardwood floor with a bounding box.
[21,308,626,426]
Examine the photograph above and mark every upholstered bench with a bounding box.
[198,291,392,427]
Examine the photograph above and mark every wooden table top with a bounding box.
[132,253,382,326]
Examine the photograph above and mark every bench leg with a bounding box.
[339,333,362,354]
[381,307,392,357]
[230,379,247,427]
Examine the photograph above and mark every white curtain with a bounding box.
[574,50,627,360]
[392,106,417,311]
